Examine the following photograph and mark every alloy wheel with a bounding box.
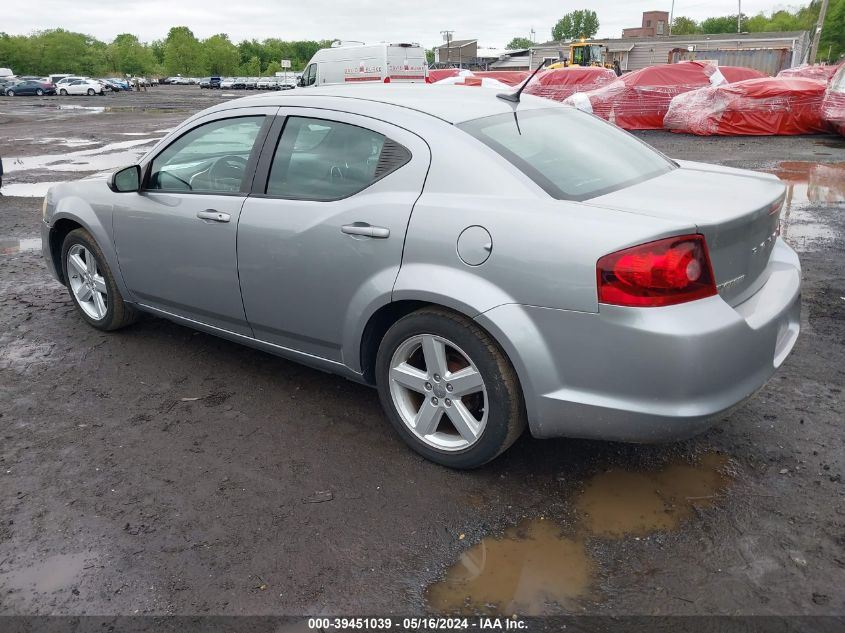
[66,244,108,320]
[388,334,488,451]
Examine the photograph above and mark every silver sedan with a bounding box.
[40,85,801,467]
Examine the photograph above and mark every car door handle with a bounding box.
[196,210,231,223]
[341,223,390,239]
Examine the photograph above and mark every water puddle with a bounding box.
[5,138,158,174]
[576,452,729,537]
[12,137,97,148]
[426,519,592,615]
[427,452,732,615]
[56,104,105,113]
[0,552,90,594]
[1,182,65,197]
[0,237,42,254]
[766,162,845,252]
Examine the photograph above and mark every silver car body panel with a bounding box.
[41,85,802,441]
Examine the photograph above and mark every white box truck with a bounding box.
[298,42,428,87]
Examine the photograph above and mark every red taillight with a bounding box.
[597,234,717,307]
[384,76,391,83]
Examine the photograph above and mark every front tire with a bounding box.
[7,90,14,96]
[87,88,95,96]
[61,228,138,331]
[59,89,67,96]
[36,88,44,96]
[376,308,526,468]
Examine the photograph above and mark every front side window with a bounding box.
[148,116,264,193]
[304,64,317,86]
[459,108,674,201]
[266,117,406,200]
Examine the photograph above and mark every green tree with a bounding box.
[241,54,260,76]
[108,33,155,76]
[202,34,239,75]
[700,15,745,33]
[552,9,599,41]
[163,26,203,76]
[671,17,701,35]
[506,37,534,49]
[819,0,845,61]
[265,60,282,75]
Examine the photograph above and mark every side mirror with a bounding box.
[297,76,305,87]
[110,165,141,192]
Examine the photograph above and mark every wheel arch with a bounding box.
[48,203,131,301]
[48,217,85,284]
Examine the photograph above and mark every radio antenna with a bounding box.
[497,59,545,103]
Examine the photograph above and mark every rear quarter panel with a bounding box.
[394,123,693,315]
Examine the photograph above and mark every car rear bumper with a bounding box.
[475,237,801,442]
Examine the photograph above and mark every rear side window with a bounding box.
[458,108,674,201]
[265,117,410,200]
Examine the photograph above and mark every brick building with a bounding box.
[622,11,670,38]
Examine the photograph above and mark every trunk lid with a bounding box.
[587,160,785,306]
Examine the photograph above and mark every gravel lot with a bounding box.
[0,86,843,619]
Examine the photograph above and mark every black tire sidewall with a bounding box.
[376,311,519,468]
[60,229,123,330]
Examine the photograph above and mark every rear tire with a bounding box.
[61,228,138,331]
[375,308,526,468]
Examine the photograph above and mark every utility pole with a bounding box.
[440,30,453,66]
[809,0,830,63]
[530,27,536,43]
[737,0,742,33]
[669,0,675,35]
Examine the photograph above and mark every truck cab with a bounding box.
[299,42,428,87]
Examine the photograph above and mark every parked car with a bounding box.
[257,77,272,89]
[106,78,131,91]
[39,85,801,468]
[55,76,88,88]
[198,77,211,88]
[97,79,122,92]
[244,77,258,89]
[58,79,105,96]
[5,79,56,96]
[0,78,16,93]
[220,77,236,89]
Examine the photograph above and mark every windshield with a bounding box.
[458,108,674,201]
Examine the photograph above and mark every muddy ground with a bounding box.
[0,86,843,619]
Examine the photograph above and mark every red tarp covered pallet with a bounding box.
[664,77,829,136]
[777,63,842,83]
[523,67,618,102]
[564,61,766,130]
[821,65,845,137]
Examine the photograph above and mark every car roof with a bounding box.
[213,84,564,124]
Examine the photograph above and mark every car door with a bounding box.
[237,110,431,362]
[114,107,276,335]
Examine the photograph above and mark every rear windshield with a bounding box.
[458,108,674,201]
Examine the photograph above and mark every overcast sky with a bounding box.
[6,0,803,47]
